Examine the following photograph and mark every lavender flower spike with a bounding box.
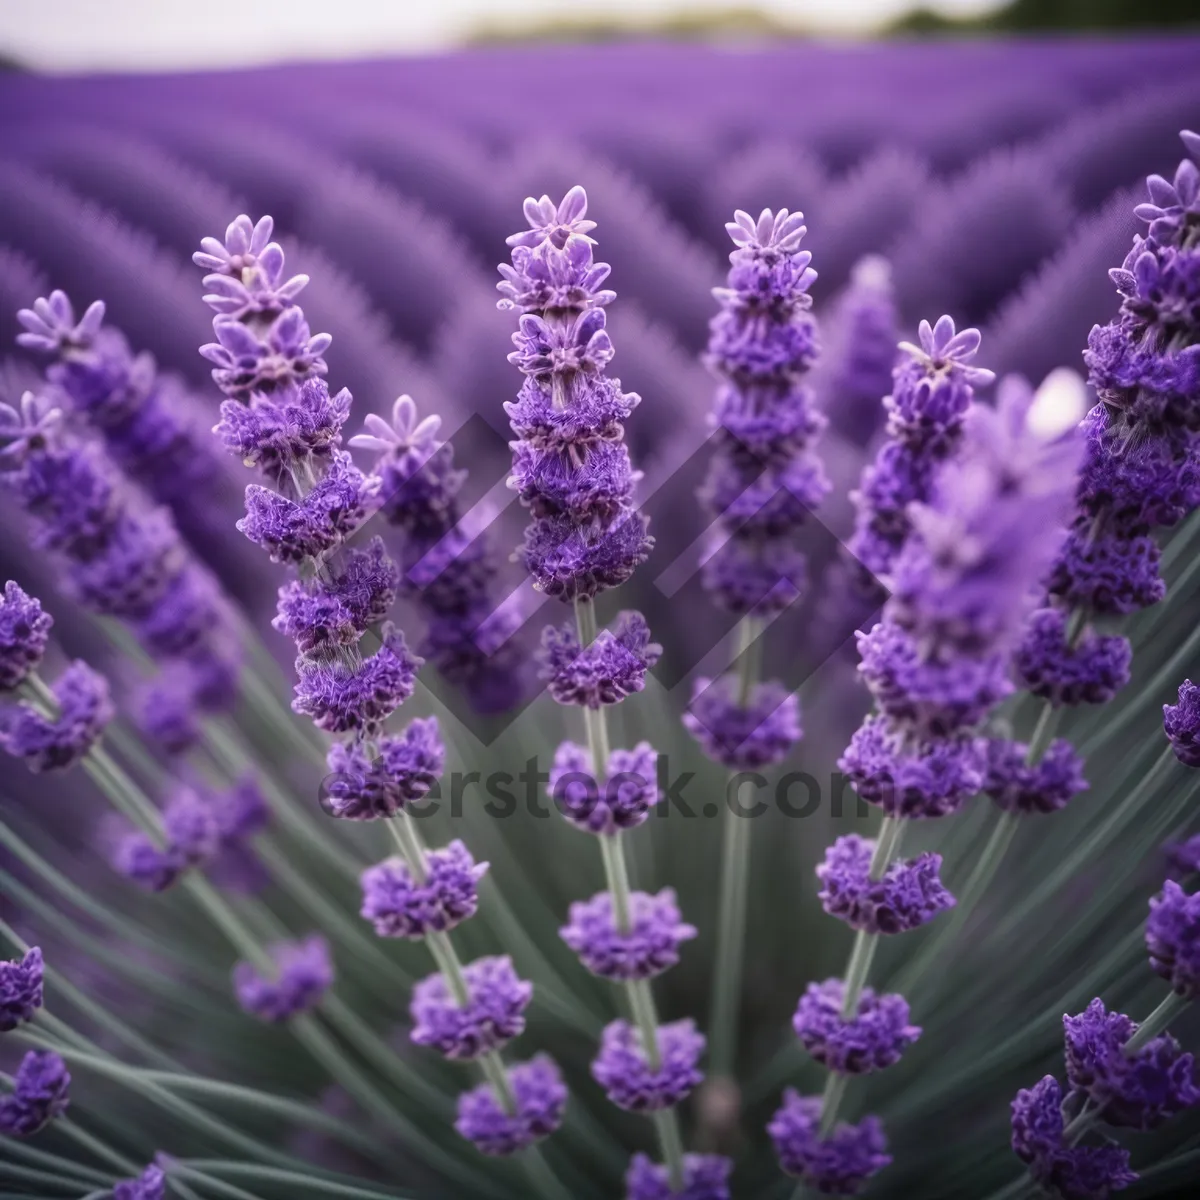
[0,946,44,1031]
[0,1050,70,1136]
[233,935,334,1023]
[0,580,52,692]
[500,185,651,600]
[501,186,689,1182]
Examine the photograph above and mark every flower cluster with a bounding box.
[1009,719,1200,1198]
[501,187,719,1196]
[500,186,652,601]
[684,207,823,770]
[0,584,113,773]
[196,214,560,1151]
[845,314,995,594]
[0,946,68,1140]
[1016,129,1200,722]
[776,371,1084,1194]
[107,775,269,896]
[16,290,224,523]
[0,387,240,757]
[349,395,524,713]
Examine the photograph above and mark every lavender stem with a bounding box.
[709,615,763,1078]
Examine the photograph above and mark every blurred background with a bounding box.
[0,0,1196,71]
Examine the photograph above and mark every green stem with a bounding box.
[709,615,762,1078]
[1125,990,1188,1055]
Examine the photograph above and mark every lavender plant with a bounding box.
[771,365,1085,1195]
[684,207,825,1094]
[499,186,727,1198]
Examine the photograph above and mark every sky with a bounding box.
[0,0,1000,72]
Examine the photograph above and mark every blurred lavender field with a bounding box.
[1,34,1200,1200]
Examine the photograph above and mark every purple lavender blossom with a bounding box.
[624,1153,733,1200]
[323,717,443,819]
[409,956,532,1060]
[292,625,420,735]
[0,660,113,773]
[696,207,828,632]
[548,739,660,835]
[560,889,697,981]
[349,395,523,713]
[16,291,221,511]
[1011,1076,1137,1200]
[856,621,1012,738]
[817,835,955,935]
[1063,998,1200,1130]
[1025,130,1200,710]
[820,256,900,447]
[591,1019,705,1112]
[0,947,44,1030]
[455,1055,567,1156]
[846,314,995,591]
[273,537,400,654]
[360,841,488,938]
[1146,881,1200,1000]
[768,1090,891,1195]
[108,828,182,894]
[113,1165,167,1200]
[499,186,652,600]
[792,979,922,1075]
[0,1050,70,1136]
[982,738,1089,815]
[539,611,661,708]
[1163,679,1200,767]
[682,676,801,770]
[233,936,334,1023]
[0,389,240,753]
[0,581,52,692]
[1015,608,1132,707]
[838,716,982,819]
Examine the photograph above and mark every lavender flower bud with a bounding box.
[500,186,653,601]
[817,834,955,935]
[682,676,801,770]
[982,738,1089,814]
[1146,881,1200,1000]
[0,947,44,1031]
[768,1089,891,1195]
[1014,609,1132,708]
[233,935,334,1023]
[538,611,661,708]
[323,717,444,819]
[1063,998,1200,1130]
[0,661,113,773]
[548,739,660,835]
[560,889,697,981]
[624,1152,733,1200]
[838,716,982,819]
[1163,679,1200,767]
[360,841,487,938]
[274,537,400,654]
[113,1165,166,1200]
[454,1055,567,1156]
[1011,1076,1137,1200]
[292,625,420,735]
[591,1018,705,1112]
[793,979,921,1076]
[0,580,52,692]
[0,1050,70,1136]
[409,956,532,1060]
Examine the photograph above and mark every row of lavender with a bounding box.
[0,107,1198,1200]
